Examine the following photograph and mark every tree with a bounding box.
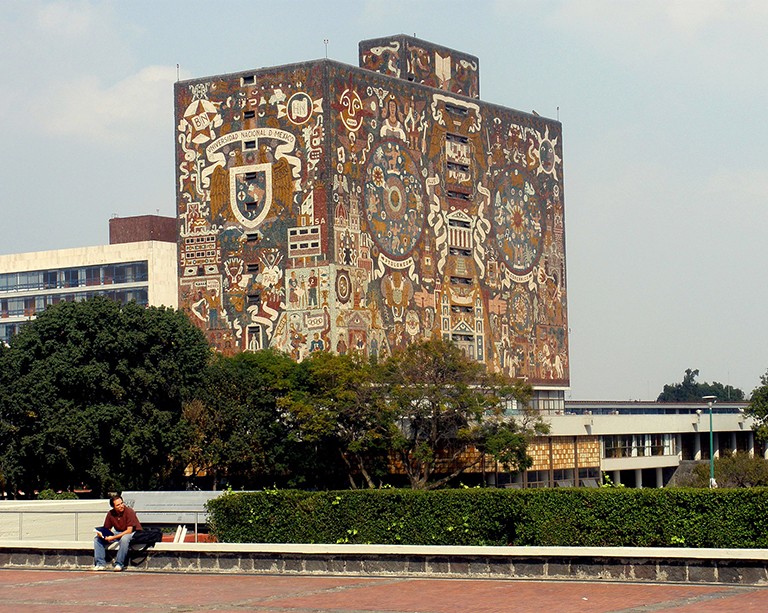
[657,368,744,402]
[280,351,397,489]
[683,452,768,488]
[0,341,10,495]
[0,297,211,496]
[746,369,768,443]
[380,337,542,490]
[183,349,299,490]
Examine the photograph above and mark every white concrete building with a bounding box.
[0,217,178,344]
[546,400,756,488]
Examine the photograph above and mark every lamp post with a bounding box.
[702,395,717,488]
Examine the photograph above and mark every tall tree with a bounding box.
[747,369,768,443]
[657,368,744,402]
[0,297,210,496]
[183,349,299,490]
[0,341,11,495]
[281,351,397,489]
[380,337,542,490]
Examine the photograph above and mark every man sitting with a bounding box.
[93,494,142,572]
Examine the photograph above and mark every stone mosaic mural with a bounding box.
[175,38,568,386]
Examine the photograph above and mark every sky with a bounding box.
[1,0,767,401]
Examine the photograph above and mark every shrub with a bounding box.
[206,487,768,548]
[37,489,79,500]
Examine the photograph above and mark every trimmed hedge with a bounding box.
[206,488,768,548]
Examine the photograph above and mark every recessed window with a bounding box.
[450,276,473,286]
[447,161,470,173]
[446,133,469,144]
[445,103,468,117]
[448,218,471,228]
[451,333,474,342]
[447,190,470,201]
[244,141,256,150]
[242,75,255,85]
[246,232,260,242]
[246,263,260,273]
[244,172,259,180]
[244,110,255,119]
[449,247,472,257]
[451,305,473,313]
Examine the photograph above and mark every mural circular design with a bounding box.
[363,140,426,260]
[336,269,351,304]
[492,173,545,275]
[286,92,313,125]
[510,289,533,335]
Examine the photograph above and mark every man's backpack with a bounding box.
[131,528,163,545]
[129,528,163,565]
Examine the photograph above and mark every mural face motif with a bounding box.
[175,38,569,386]
[339,88,364,132]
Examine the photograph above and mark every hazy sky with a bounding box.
[2,1,766,401]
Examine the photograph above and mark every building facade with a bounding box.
[496,401,758,489]
[0,216,178,345]
[175,35,569,399]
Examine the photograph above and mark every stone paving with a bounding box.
[2,568,768,612]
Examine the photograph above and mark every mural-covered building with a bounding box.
[174,35,569,403]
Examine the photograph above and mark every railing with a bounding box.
[0,509,206,542]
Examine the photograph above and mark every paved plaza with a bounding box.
[2,568,768,612]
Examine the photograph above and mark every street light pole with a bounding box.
[702,395,717,488]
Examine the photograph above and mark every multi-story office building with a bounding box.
[495,401,757,488]
[0,215,178,344]
[175,35,569,407]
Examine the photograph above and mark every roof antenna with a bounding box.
[323,39,329,58]
[176,64,180,82]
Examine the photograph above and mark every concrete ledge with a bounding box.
[2,541,767,585]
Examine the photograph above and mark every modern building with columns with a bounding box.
[498,400,755,489]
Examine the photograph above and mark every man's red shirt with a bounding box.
[104,505,142,533]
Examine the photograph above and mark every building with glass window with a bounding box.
[0,216,178,344]
[490,400,757,489]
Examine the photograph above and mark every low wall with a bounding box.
[2,541,768,585]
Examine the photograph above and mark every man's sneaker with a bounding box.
[113,564,124,572]
[92,565,106,571]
